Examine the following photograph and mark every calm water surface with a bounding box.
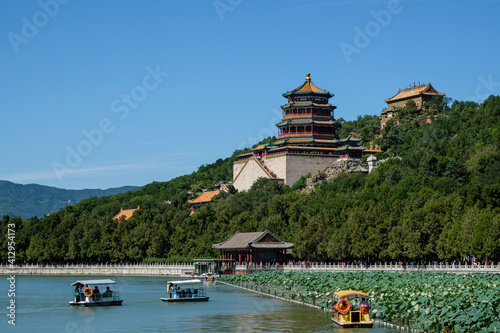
[1,275,399,332]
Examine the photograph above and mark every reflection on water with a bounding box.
[0,276,398,332]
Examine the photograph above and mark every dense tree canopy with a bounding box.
[2,95,499,263]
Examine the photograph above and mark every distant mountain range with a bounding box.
[0,180,140,218]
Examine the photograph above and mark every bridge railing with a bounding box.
[235,262,500,272]
[0,262,195,269]
[2,262,499,273]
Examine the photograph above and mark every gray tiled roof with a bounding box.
[212,230,294,250]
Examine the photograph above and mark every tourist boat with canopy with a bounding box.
[161,279,209,302]
[69,279,123,307]
[331,290,373,328]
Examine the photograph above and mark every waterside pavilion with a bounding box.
[212,230,294,264]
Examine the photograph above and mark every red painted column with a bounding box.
[238,253,241,264]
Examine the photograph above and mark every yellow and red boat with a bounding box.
[331,290,373,328]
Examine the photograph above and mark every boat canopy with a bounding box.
[71,279,117,286]
[167,279,202,285]
[333,290,370,299]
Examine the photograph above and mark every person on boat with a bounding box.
[74,283,82,294]
[358,298,371,314]
[92,286,101,300]
[74,283,82,302]
[104,286,112,296]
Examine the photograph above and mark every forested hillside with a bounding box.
[0,181,139,218]
[1,95,499,264]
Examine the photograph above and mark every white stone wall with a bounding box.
[233,154,338,191]
[263,154,287,179]
[1,264,193,276]
[284,154,338,186]
[233,160,246,179]
[232,158,272,191]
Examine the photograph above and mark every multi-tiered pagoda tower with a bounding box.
[232,74,379,191]
[275,73,336,147]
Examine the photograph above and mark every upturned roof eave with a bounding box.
[282,74,333,98]
[283,90,333,98]
[213,242,294,250]
[385,83,445,103]
[281,103,335,109]
[212,230,294,250]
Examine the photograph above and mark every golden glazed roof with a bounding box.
[283,73,333,98]
[295,73,328,93]
[188,190,221,204]
[113,206,140,221]
[385,83,445,102]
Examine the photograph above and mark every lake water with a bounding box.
[1,275,399,332]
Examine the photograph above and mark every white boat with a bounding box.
[161,279,209,302]
[69,279,123,307]
[202,273,217,286]
[179,272,220,279]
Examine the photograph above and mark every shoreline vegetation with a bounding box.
[220,271,500,333]
[1,97,500,265]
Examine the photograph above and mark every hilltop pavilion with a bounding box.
[188,190,221,213]
[113,206,140,221]
[380,82,446,129]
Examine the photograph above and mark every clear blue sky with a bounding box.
[1,0,499,190]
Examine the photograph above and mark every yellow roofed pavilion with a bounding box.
[380,82,445,129]
[113,206,140,221]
